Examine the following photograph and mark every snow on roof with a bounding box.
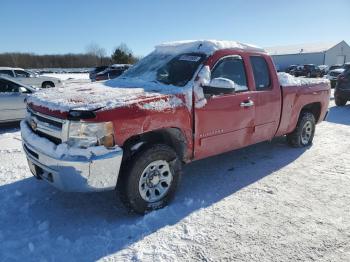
[265,41,341,56]
[155,40,265,55]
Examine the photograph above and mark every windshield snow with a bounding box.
[121,52,206,87]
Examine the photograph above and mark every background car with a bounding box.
[334,68,350,106]
[318,65,329,76]
[285,65,298,74]
[0,67,62,88]
[89,66,109,81]
[0,76,37,123]
[326,63,350,88]
[95,64,131,81]
[294,64,322,78]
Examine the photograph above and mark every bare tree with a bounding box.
[86,43,107,66]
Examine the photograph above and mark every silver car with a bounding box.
[0,67,62,89]
[0,76,37,123]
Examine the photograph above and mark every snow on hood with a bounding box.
[27,80,186,113]
[330,68,345,74]
[278,72,330,86]
[155,40,265,55]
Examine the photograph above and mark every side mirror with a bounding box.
[19,86,31,94]
[203,77,236,95]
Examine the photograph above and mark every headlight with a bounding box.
[67,121,115,148]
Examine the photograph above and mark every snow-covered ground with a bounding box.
[0,96,349,261]
[41,73,90,81]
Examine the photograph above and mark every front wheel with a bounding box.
[287,112,316,147]
[118,144,182,214]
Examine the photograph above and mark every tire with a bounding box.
[287,112,316,148]
[42,82,55,88]
[335,96,347,106]
[118,144,182,214]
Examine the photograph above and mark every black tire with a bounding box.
[118,144,182,214]
[335,96,347,106]
[287,112,316,148]
[42,82,55,88]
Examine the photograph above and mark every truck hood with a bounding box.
[27,80,187,113]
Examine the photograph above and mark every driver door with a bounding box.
[194,54,257,160]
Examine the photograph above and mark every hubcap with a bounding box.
[301,121,313,144]
[138,160,173,203]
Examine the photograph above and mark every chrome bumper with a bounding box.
[22,128,123,192]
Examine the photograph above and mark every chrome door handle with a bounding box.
[240,100,254,107]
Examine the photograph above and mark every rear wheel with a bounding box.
[287,112,315,147]
[335,96,347,106]
[118,144,182,214]
[42,82,54,88]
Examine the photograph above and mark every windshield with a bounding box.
[121,52,206,87]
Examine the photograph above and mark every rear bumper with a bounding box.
[21,123,123,192]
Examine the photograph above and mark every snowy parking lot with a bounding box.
[0,94,349,261]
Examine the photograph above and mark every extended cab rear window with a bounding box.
[250,56,271,91]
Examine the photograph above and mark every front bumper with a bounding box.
[22,123,123,192]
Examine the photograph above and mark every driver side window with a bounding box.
[14,70,30,78]
[0,79,20,93]
[211,56,248,92]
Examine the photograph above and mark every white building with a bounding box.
[265,41,350,71]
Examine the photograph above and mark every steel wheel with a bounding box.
[138,160,173,203]
[301,121,313,145]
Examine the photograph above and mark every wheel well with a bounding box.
[42,81,54,88]
[300,102,321,122]
[122,128,188,162]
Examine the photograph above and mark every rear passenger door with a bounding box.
[249,56,281,143]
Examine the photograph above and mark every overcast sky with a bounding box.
[1,0,349,56]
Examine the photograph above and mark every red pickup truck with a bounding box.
[21,40,330,214]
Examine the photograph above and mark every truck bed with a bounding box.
[276,82,330,137]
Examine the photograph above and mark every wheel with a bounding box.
[118,144,182,214]
[42,82,54,88]
[287,112,316,147]
[335,96,347,106]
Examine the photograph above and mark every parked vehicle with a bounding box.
[318,65,328,76]
[89,66,108,81]
[0,67,62,88]
[21,40,330,214]
[0,76,37,123]
[328,64,343,71]
[334,69,350,106]
[95,64,131,81]
[326,64,350,88]
[285,65,298,74]
[293,64,322,78]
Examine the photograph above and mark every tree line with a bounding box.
[0,43,139,68]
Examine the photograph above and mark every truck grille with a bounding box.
[26,107,66,145]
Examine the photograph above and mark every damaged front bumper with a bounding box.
[21,122,123,192]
